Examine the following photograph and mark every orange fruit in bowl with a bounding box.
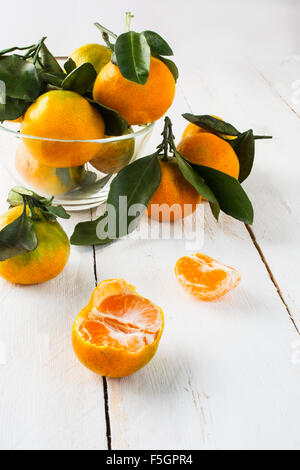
[147,159,201,222]
[72,279,164,378]
[175,253,241,301]
[181,116,237,141]
[0,206,70,285]
[90,129,135,174]
[15,142,84,196]
[20,90,105,168]
[93,57,175,125]
[69,43,112,74]
[177,132,240,179]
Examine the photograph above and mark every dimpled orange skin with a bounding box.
[21,90,105,168]
[147,160,202,222]
[175,253,241,301]
[15,142,84,196]
[72,279,164,378]
[0,206,70,285]
[90,131,135,174]
[93,57,176,125]
[177,133,240,179]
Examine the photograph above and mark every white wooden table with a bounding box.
[0,0,300,451]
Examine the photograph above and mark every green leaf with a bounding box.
[0,208,38,261]
[39,71,66,88]
[209,202,221,221]
[107,154,161,238]
[41,204,70,220]
[154,54,179,82]
[182,114,240,137]
[88,99,129,136]
[0,96,30,121]
[62,63,97,95]
[175,151,218,203]
[71,212,111,246]
[0,43,36,57]
[8,186,70,220]
[37,43,63,74]
[81,171,98,185]
[0,55,42,101]
[65,174,111,199]
[115,31,151,84]
[64,57,77,74]
[142,31,173,56]
[230,129,255,183]
[72,154,162,245]
[187,161,254,224]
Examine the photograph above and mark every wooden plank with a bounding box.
[0,166,107,448]
[94,83,300,450]
[179,57,300,329]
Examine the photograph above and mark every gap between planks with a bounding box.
[90,210,112,450]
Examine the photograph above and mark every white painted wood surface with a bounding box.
[0,0,299,450]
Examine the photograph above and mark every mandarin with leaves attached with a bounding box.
[0,205,70,285]
[93,57,175,125]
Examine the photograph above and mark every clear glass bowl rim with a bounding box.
[0,121,155,143]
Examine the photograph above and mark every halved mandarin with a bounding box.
[175,253,241,301]
[72,279,164,378]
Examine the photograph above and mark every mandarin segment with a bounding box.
[72,279,164,378]
[175,253,241,301]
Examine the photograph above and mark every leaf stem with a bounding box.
[94,22,117,39]
[253,135,272,140]
[32,37,47,65]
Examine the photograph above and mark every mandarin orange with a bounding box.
[93,57,175,125]
[72,279,164,378]
[21,90,105,168]
[147,159,201,222]
[177,132,240,179]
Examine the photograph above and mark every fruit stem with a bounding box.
[125,12,134,32]
[156,116,177,161]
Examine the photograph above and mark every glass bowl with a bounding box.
[0,121,155,211]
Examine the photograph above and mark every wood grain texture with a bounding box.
[180,57,300,330]
[0,0,300,449]
[0,205,107,449]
